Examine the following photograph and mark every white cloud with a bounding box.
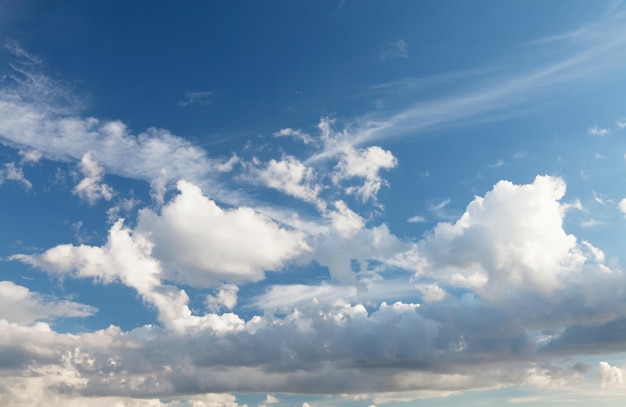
[619,198,626,215]
[0,281,96,324]
[418,176,586,297]
[19,149,42,164]
[587,125,609,136]
[273,128,313,145]
[381,39,409,61]
[216,154,240,172]
[414,283,446,303]
[206,284,239,312]
[136,180,310,287]
[617,119,626,129]
[0,68,218,200]
[487,158,504,168]
[73,151,114,205]
[326,200,364,238]
[600,362,625,388]
[261,394,279,405]
[178,90,211,107]
[333,145,397,202]
[407,215,426,223]
[2,162,32,189]
[255,156,322,207]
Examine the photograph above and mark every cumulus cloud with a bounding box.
[600,361,625,388]
[136,180,310,286]
[326,200,364,238]
[417,175,587,297]
[206,284,239,312]
[13,181,310,329]
[254,156,322,207]
[73,151,114,205]
[333,145,397,202]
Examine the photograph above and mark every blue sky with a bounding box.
[1,1,626,406]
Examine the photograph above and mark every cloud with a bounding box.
[72,151,114,205]
[273,128,314,145]
[18,149,42,164]
[326,200,364,238]
[7,173,626,401]
[417,176,593,297]
[1,161,32,189]
[333,145,397,202]
[0,66,219,199]
[298,11,626,156]
[216,154,240,172]
[619,198,626,215]
[206,284,239,312]
[407,215,426,223]
[254,156,322,207]
[600,361,625,387]
[381,39,409,61]
[588,125,609,136]
[136,181,310,287]
[487,158,504,168]
[0,281,96,324]
[178,90,212,107]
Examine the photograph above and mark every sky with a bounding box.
[1,0,626,406]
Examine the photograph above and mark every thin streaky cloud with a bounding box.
[308,10,626,163]
[178,90,212,107]
[381,39,409,61]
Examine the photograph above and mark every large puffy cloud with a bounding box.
[136,181,310,286]
[13,180,309,329]
[417,175,590,297]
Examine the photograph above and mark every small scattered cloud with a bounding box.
[487,158,504,168]
[216,153,240,172]
[1,162,32,189]
[333,145,397,202]
[273,127,314,145]
[617,119,626,129]
[19,149,42,164]
[178,90,212,107]
[407,215,426,223]
[514,150,527,159]
[205,283,239,312]
[588,125,609,136]
[427,197,451,218]
[381,39,409,61]
[72,151,114,205]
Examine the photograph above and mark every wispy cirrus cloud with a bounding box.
[307,9,626,162]
[177,90,212,107]
[380,39,409,61]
